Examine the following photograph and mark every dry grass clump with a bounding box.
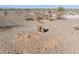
[49,18,54,21]
[43,15,50,19]
[37,16,43,20]
[25,17,34,21]
[36,14,50,20]
[0,25,21,29]
[4,11,8,16]
[25,15,37,21]
[25,13,55,22]
[25,14,49,22]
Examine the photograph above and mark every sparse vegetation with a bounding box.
[37,16,43,20]
[56,7,65,19]
[25,17,34,21]
[57,7,65,12]
[48,11,52,17]
[1,7,79,54]
[4,11,7,16]
[50,18,54,21]
[0,25,22,29]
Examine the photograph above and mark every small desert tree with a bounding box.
[56,6,65,19]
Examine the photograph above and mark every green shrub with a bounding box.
[56,7,65,19]
[57,7,65,12]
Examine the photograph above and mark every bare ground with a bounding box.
[0,15,79,54]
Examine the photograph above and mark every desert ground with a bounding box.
[0,8,79,54]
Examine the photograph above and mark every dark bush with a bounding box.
[25,17,34,21]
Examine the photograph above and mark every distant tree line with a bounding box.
[0,8,55,11]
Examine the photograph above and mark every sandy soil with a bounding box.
[0,10,79,54]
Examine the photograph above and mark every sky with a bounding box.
[0,5,79,9]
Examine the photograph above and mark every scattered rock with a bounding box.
[38,26,49,33]
[73,25,79,30]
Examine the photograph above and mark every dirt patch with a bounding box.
[12,32,62,54]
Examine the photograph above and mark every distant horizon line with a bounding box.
[0,5,79,9]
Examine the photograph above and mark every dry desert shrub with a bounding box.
[49,18,55,21]
[25,14,46,22]
[36,14,50,20]
[43,15,50,19]
[4,11,8,16]
[37,16,43,20]
[48,11,52,17]
[25,17,34,21]
[25,15,37,21]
